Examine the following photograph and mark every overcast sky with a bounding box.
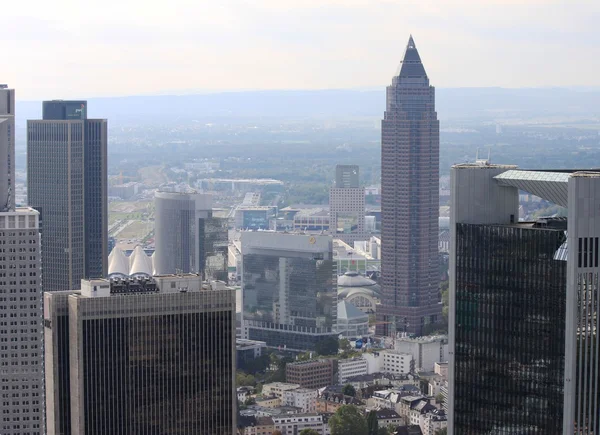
[3,0,599,100]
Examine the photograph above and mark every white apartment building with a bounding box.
[382,350,412,374]
[284,388,317,413]
[272,413,329,435]
[338,357,368,384]
[394,335,448,372]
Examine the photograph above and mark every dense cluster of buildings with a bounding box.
[3,30,598,435]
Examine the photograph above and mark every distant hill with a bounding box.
[15,87,600,125]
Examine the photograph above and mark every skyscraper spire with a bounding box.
[396,35,427,78]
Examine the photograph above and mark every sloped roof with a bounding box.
[396,35,427,78]
[337,300,368,322]
[129,245,153,276]
[108,247,129,276]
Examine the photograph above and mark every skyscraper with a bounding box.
[27,101,108,291]
[377,36,441,336]
[448,163,600,434]
[153,191,228,280]
[44,275,236,435]
[330,164,366,244]
[0,86,44,435]
[241,232,337,351]
[0,85,15,211]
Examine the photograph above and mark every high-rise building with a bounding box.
[44,275,236,435]
[153,191,227,280]
[377,36,441,336]
[448,163,600,434]
[0,208,43,435]
[330,164,366,244]
[241,232,337,351]
[335,165,360,189]
[0,86,45,435]
[0,85,15,212]
[27,101,107,291]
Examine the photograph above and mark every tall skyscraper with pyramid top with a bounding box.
[377,36,441,336]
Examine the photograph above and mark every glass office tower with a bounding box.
[241,233,337,351]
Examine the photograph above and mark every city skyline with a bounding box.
[2,0,599,99]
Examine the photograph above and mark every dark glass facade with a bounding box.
[80,312,234,434]
[243,254,337,350]
[199,216,228,281]
[83,120,108,279]
[454,223,567,434]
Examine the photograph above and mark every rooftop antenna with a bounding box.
[475,146,491,166]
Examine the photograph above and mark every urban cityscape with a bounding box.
[2,1,600,434]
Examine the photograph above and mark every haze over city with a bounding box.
[3,0,600,99]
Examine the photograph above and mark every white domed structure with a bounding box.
[129,245,154,277]
[108,247,129,278]
[337,271,381,313]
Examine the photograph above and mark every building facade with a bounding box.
[283,388,318,413]
[0,85,15,212]
[338,357,368,384]
[154,191,227,280]
[27,100,107,291]
[448,163,600,434]
[377,36,441,336]
[285,359,335,390]
[0,207,43,435]
[329,164,366,244]
[241,232,337,351]
[44,276,236,435]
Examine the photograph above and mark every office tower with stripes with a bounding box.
[27,101,107,291]
[44,275,236,435]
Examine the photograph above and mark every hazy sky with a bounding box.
[3,0,599,99]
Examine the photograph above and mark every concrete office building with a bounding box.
[448,162,600,434]
[154,191,227,280]
[286,359,335,389]
[241,232,337,351]
[44,275,236,435]
[330,164,366,244]
[0,208,43,435]
[377,36,441,336]
[27,101,107,291]
[0,85,15,212]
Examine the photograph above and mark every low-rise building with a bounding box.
[238,386,255,403]
[237,339,267,369]
[420,409,447,435]
[406,399,436,426]
[382,350,413,374]
[345,373,418,390]
[262,382,301,399]
[394,335,448,372]
[368,408,403,428]
[255,395,281,408]
[272,413,329,435]
[317,391,365,413]
[237,416,275,435]
[337,300,370,338]
[286,359,335,389]
[338,357,369,384]
[284,388,318,413]
[434,361,448,378]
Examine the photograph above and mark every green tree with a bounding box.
[435,429,448,435]
[299,430,320,435]
[435,392,444,404]
[339,338,352,353]
[342,384,356,397]
[366,410,379,435]
[315,337,339,356]
[236,371,256,387]
[329,405,368,435]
